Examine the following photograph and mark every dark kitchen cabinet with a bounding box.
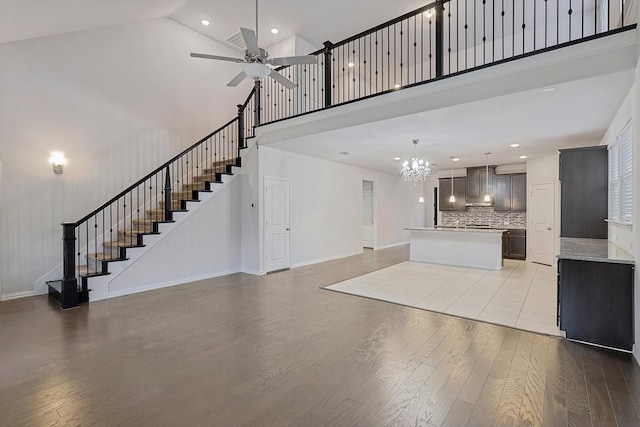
[438,177,466,211]
[559,146,608,238]
[502,229,526,260]
[494,173,526,211]
[558,258,634,351]
[465,166,495,204]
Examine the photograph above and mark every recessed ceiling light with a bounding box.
[271,28,279,34]
[542,87,556,92]
[201,19,210,26]
[393,157,401,161]
[510,143,520,148]
[519,155,528,159]
[452,157,460,162]
[348,62,355,68]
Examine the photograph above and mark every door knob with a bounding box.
[546,227,551,230]
[286,228,290,231]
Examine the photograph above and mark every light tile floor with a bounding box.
[326,259,561,336]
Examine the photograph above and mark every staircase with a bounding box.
[48,107,253,308]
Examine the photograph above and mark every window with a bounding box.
[609,120,633,224]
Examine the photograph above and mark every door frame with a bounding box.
[529,181,556,266]
[362,180,376,249]
[263,176,291,273]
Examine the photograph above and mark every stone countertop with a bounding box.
[405,227,507,234]
[558,238,635,265]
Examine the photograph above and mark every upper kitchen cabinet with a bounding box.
[465,166,495,205]
[559,146,608,238]
[494,173,526,211]
[439,177,466,211]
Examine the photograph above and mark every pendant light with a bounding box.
[483,152,492,202]
[449,156,456,203]
[418,181,425,203]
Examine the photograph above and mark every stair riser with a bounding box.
[173,191,195,200]
[181,183,207,191]
[193,175,217,183]
[159,201,183,210]
[145,210,166,221]
[86,256,104,272]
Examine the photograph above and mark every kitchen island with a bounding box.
[405,227,507,270]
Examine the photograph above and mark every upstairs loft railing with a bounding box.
[54,0,636,308]
[256,0,637,124]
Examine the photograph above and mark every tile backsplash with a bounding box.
[441,206,526,228]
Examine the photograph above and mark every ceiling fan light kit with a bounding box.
[189,0,316,90]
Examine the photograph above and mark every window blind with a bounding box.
[619,122,633,223]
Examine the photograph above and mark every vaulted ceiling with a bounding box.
[0,0,425,48]
[1,0,635,174]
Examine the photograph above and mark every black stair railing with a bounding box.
[261,0,636,125]
[54,91,255,308]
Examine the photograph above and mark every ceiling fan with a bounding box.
[190,0,317,90]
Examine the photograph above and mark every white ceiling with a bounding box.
[0,0,426,48]
[265,69,635,173]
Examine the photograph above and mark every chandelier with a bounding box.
[401,139,431,182]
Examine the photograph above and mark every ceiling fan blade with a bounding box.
[269,70,297,90]
[269,55,318,66]
[240,27,260,56]
[227,71,248,87]
[190,53,245,63]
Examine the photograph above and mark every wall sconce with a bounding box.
[48,151,67,175]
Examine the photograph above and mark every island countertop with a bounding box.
[558,238,635,265]
[405,227,507,234]
[406,227,505,270]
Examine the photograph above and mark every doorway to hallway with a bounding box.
[362,180,375,249]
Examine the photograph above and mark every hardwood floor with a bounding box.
[1,246,639,426]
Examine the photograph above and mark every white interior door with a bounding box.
[265,177,290,272]
[530,182,554,265]
[362,181,374,248]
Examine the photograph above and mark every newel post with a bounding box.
[237,104,245,151]
[164,166,173,221]
[254,79,262,127]
[322,41,333,108]
[61,222,78,309]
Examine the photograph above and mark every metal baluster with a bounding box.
[512,0,515,56]
[569,0,572,41]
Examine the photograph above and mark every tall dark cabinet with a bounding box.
[494,174,526,211]
[559,146,608,238]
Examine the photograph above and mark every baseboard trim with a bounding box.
[0,291,35,301]
[633,345,640,367]
[240,269,265,276]
[375,241,409,250]
[290,250,364,269]
[107,269,241,299]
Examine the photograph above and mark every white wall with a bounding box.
[259,146,423,271]
[240,141,261,275]
[106,178,241,297]
[0,18,250,296]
